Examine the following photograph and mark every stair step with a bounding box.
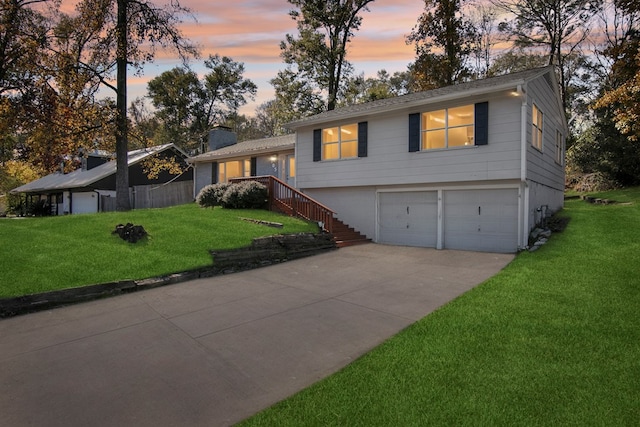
[330,217,370,248]
[335,238,372,248]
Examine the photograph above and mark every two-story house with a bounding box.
[286,66,566,253]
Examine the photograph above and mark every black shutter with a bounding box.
[475,102,489,146]
[313,129,322,162]
[358,121,368,157]
[408,113,420,152]
[211,162,218,184]
[250,157,257,176]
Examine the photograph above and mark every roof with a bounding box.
[11,143,185,194]
[286,66,557,129]
[187,134,295,163]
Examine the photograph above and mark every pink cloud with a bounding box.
[77,0,425,114]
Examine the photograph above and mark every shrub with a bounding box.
[237,180,268,209]
[196,183,231,208]
[221,181,268,209]
[198,181,268,209]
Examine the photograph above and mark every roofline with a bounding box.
[10,143,184,194]
[187,144,295,163]
[286,67,554,129]
[68,143,182,189]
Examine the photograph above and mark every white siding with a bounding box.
[72,192,98,214]
[297,95,523,191]
[305,187,377,239]
[525,76,565,191]
[294,70,566,252]
[523,75,566,229]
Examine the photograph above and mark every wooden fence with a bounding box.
[101,181,193,212]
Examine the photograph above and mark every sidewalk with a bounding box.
[0,244,513,426]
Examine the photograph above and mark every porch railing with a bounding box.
[230,175,335,234]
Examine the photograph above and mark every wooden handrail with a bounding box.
[230,175,335,233]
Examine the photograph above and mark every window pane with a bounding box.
[244,159,251,177]
[448,105,474,127]
[323,127,339,143]
[423,110,446,130]
[225,161,242,179]
[340,124,358,142]
[323,142,339,160]
[532,105,543,150]
[289,156,296,177]
[449,125,474,147]
[341,141,357,158]
[423,129,446,150]
[218,163,226,183]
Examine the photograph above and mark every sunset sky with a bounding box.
[130,0,426,115]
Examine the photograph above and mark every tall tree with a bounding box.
[147,67,201,148]
[567,0,640,187]
[0,0,50,96]
[495,0,602,113]
[467,2,502,78]
[147,55,257,152]
[340,69,412,107]
[281,0,375,111]
[407,0,476,90]
[111,0,196,210]
[0,0,50,170]
[260,69,325,136]
[593,0,640,142]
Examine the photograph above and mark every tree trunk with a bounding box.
[115,0,130,211]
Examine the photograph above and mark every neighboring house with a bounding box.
[188,126,296,197]
[286,66,567,253]
[11,144,193,215]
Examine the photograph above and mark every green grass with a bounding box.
[239,188,640,426]
[0,203,318,298]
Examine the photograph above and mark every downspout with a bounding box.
[518,84,530,250]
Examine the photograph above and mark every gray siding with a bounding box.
[194,163,213,197]
[305,187,377,239]
[525,76,565,191]
[523,75,566,228]
[297,95,523,190]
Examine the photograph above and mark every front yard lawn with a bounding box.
[239,188,640,426]
[0,204,318,298]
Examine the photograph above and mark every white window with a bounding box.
[421,105,474,150]
[218,159,251,183]
[532,104,544,151]
[322,124,358,160]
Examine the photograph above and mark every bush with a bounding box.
[197,181,268,209]
[196,183,231,208]
[221,181,267,209]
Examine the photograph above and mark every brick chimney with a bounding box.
[207,125,237,152]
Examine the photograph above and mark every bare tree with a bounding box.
[494,0,602,112]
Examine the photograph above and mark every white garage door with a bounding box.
[444,189,519,253]
[378,191,438,247]
[72,192,98,214]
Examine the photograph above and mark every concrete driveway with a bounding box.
[0,244,513,426]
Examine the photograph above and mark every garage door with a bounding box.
[72,192,98,214]
[378,191,438,247]
[444,189,518,253]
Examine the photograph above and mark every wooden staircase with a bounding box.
[231,176,371,248]
[331,217,371,248]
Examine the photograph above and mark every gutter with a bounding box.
[518,84,530,250]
